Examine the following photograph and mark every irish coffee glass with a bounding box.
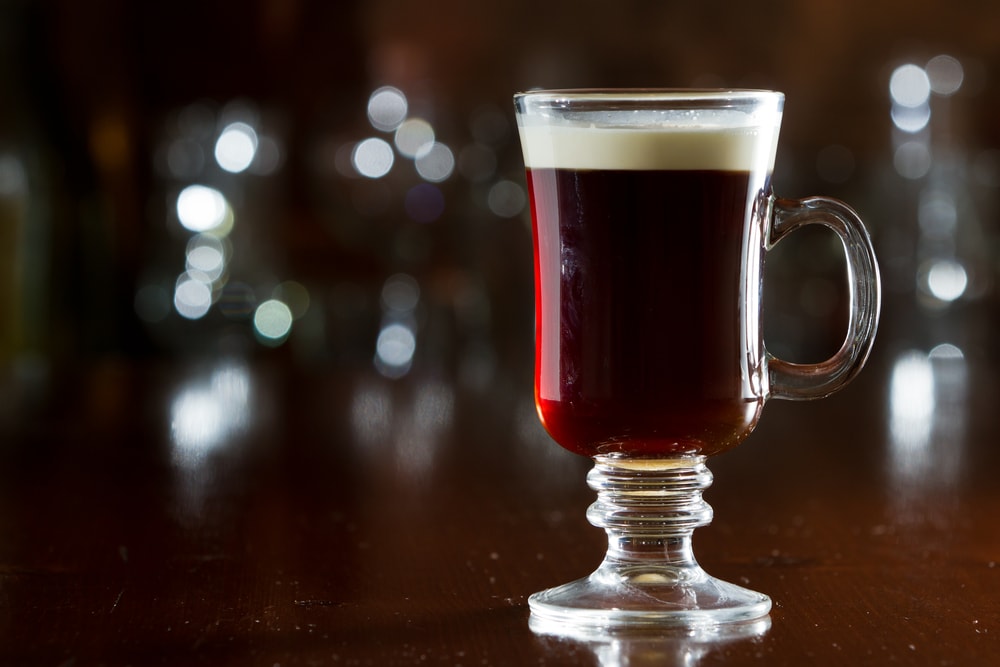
[515,90,880,631]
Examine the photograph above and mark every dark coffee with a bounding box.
[527,167,771,458]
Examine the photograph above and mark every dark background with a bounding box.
[1,0,998,383]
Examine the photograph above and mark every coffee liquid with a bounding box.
[527,167,768,457]
[519,117,780,457]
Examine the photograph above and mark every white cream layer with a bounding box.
[518,123,781,172]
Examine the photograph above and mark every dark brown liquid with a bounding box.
[527,167,770,458]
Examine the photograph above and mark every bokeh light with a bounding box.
[253,299,293,345]
[890,64,931,134]
[381,273,420,313]
[174,273,214,320]
[926,55,964,96]
[487,180,526,218]
[929,343,964,360]
[215,122,258,173]
[186,233,228,282]
[176,185,230,233]
[352,137,394,178]
[375,323,417,378]
[925,259,968,302]
[367,86,408,132]
[273,281,311,320]
[415,142,455,182]
[894,141,932,179]
[890,64,931,107]
[394,118,434,158]
[891,104,931,133]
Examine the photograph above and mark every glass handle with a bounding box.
[765,196,882,400]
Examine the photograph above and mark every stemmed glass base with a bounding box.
[528,456,770,630]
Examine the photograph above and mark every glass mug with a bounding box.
[514,90,880,630]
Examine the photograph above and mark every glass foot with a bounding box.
[529,456,771,630]
[529,566,771,629]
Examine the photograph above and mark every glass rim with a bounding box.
[514,88,783,102]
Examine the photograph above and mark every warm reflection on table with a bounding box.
[0,330,998,665]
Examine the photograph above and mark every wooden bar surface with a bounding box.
[0,340,998,666]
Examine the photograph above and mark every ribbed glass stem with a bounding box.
[586,456,713,582]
